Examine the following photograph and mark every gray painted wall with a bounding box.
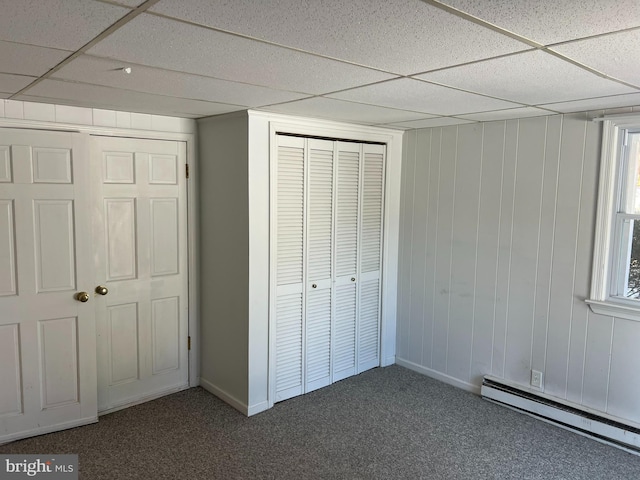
[397,108,640,425]
[198,112,249,405]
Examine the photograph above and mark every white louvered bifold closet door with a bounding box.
[332,142,360,382]
[305,139,334,393]
[273,135,385,403]
[274,135,306,402]
[357,144,385,373]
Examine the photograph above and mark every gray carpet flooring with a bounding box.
[2,365,640,479]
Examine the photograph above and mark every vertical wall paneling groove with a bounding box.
[447,124,481,381]
[504,118,546,386]
[468,125,484,383]
[545,114,587,399]
[424,128,441,368]
[396,134,409,360]
[532,115,562,380]
[567,115,596,405]
[493,120,519,380]
[470,122,503,383]
[398,132,416,359]
[444,127,459,376]
[419,129,433,367]
[396,111,640,427]
[432,127,456,374]
[608,318,640,422]
[407,130,430,364]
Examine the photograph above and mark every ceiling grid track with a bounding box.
[9,0,162,99]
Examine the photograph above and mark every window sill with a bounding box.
[586,299,640,322]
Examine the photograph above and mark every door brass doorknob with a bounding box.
[95,285,108,295]
[75,292,90,303]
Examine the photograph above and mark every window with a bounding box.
[588,115,640,321]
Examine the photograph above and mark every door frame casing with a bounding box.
[0,117,200,390]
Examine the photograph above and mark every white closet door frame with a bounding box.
[0,117,200,389]
[266,114,403,409]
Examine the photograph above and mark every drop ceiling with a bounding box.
[1,0,639,128]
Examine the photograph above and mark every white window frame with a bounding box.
[588,114,640,322]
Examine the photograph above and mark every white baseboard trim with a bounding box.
[200,378,248,416]
[99,383,190,416]
[382,355,396,367]
[396,358,481,395]
[247,401,270,416]
[0,416,98,445]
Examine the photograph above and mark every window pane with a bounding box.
[625,219,640,298]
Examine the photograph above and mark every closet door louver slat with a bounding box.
[333,143,360,380]
[358,145,385,373]
[275,137,305,401]
[305,141,334,392]
[333,283,357,381]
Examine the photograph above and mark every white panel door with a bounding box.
[91,136,188,413]
[0,129,96,443]
[273,135,306,402]
[305,139,334,392]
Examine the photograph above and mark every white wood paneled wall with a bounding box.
[397,106,640,425]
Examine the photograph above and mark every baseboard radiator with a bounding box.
[481,376,640,454]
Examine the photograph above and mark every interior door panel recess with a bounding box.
[273,134,385,402]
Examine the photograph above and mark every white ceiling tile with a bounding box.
[0,74,36,94]
[540,93,640,113]
[457,107,554,122]
[19,80,244,117]
[383,117,475,129]
[0,0,130,51]
[150,0,528,75]
[440,0,640,44]
[416,50,637,105]
[552,30,640,87]
[52,55,309,107]
[258,97,429,125]
[329,78,520,116]
[0,41,70,76]
[88,14,396,94]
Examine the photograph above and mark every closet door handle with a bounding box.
[312,284,317,288]
[351,277,356,282]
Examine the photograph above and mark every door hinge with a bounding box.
[188,336,191,350]
[185,164,190,178]
[623,130,629,147]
